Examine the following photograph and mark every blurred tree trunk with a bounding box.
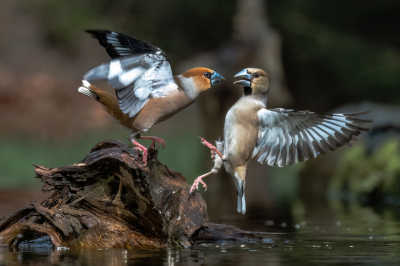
[178,0,292,220]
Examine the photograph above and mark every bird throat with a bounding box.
[244,87,252,96]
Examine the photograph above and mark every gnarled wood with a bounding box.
[0,140,276,249]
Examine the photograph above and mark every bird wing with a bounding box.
[84,30,178,118]
[86,30,165,58]
[252,108,372,167]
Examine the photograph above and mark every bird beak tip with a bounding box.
[211,72,225,85]
[234,69,248,78]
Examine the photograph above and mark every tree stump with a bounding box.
[0,140,275,249]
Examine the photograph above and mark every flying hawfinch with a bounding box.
[190,68,371,214]
[78,30,225,166]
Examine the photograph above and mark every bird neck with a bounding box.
[175,75,201,100]
[243,90,269,108]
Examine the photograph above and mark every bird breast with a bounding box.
[223,99,262,165]
[130,89,195,131]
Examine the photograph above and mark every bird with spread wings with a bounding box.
[78,30,225,166]
[190,68,372,214]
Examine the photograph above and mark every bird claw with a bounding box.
[154,138,166,150]
[190,175,208,193]
[131,142,148,166]
[146,137,165,150]
[201,180,208,191]
[189,184,196,194]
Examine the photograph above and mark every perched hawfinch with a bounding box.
[190,68,372,214]
[78,30,225,166]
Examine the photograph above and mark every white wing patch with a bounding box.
[84,54,178,118]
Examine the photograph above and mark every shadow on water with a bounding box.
[1,197,399,266]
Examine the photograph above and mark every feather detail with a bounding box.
[86,30,165,59]
[252,109,372,167]
[85,33,178,118]
[78,80,99,101]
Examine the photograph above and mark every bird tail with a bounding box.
[237,191,246,215]
[78,80,100,101]
[78,80,123,121]
[233,173,246,214]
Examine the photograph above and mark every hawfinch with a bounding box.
[78,30,225,166]
[190,68,371,214]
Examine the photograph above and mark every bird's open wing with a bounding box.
[86,30,165,58]
[252,108,372,167]
[84,30,178,118]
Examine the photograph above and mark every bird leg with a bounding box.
[191,138,224,193]
[200,137,223,159]
[140,136,166,150]
[190,171,213,193]
[131,140,149,166]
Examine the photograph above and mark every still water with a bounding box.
[0,196,399,266]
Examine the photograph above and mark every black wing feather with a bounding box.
[86,30,165,59]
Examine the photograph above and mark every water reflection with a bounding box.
[1,200,399,266]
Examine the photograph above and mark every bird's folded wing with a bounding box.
[84,31,178,118]
[252,108,372,167]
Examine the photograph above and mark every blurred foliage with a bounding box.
[0,130,204,188]
[331,139,400,200]
[268,0,400,110]
[270,164,302,205]
[23,0,400,109]
[22,0,236,64]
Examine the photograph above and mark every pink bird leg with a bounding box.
[131,140,149,166]
[141,136,166,150]
[190,171,213,193]
[199,137,223,159]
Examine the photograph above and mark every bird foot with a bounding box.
[199,137,223,159]
[190,176,208,193]
[141,136,166,150]
[131,141,148,166]
[190,171,213,193]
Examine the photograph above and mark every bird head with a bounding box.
[181,67,225,92]
[233,68,270,96]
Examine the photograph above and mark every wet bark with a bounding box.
[0,140,275,249]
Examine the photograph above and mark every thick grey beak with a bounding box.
[234,69,251,87]
[211,71,225,86]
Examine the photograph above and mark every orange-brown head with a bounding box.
[180,67,225,93]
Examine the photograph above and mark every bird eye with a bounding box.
[253,72,261,78]
[204,72,211,79]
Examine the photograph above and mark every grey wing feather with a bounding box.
[252,109,372,167]
[84,53,178,118]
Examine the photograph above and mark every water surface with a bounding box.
[1,198,399,266]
